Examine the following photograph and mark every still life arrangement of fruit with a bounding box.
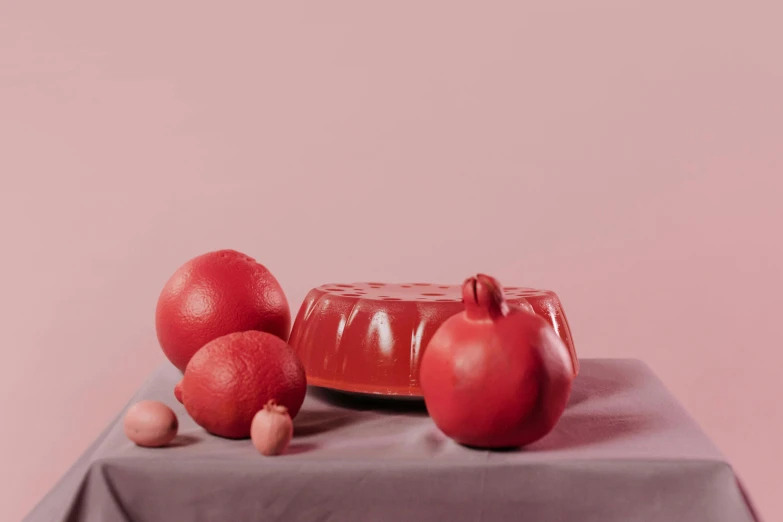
[124,249,578,454]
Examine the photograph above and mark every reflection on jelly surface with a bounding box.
[289,283,578,397]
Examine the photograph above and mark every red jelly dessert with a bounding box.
[289,283,578,397]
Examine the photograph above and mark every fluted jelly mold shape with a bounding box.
[289,282,578,397]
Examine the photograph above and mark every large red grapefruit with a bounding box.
[178,330,307,439]
[156,249,290,372]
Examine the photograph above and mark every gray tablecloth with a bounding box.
[25,359,760,522]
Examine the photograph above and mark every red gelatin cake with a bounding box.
[289,283,578,398]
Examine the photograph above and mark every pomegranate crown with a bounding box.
[461,274,509,319]
[264,400,290,415]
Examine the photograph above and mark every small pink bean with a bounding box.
[124,400,178,447]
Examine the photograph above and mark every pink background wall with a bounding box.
[1,1,781,520]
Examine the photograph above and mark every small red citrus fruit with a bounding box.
[178,330,307,439]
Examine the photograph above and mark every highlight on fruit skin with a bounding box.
[251,400,294,456]
[123,400,179,448]
[419,273,575,449]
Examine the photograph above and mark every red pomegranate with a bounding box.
[156,249,291,372]
[177,330,307,439]
[419,274,575,448]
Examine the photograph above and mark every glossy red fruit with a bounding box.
[156,249,291,372]
[419,274,575,449]
[178,330,306,439]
